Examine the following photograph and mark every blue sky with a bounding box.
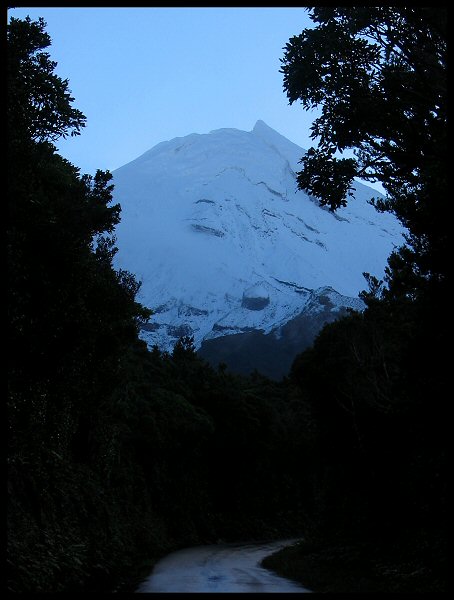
[9,8,316,171]
[8,7,383,193]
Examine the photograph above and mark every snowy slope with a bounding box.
[112,120,404,354]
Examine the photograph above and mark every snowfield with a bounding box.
[112,120,405,353]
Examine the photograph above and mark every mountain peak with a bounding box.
[251,119,306,161]
[112,121,404,370]
[252,119,274,133]
[251,119,284,141]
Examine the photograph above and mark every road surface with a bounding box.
[136,539,310,593]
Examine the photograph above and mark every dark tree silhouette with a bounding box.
[281,7,447,298]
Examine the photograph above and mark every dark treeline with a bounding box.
[7,9,447,593]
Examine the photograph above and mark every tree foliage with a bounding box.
[7,15,86,144]
[281,7,447,295]
[7,15,157,591]
[284,9,447,588]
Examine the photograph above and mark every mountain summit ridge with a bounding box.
[112,121,404,375]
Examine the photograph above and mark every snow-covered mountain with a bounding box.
[112,120,404,377]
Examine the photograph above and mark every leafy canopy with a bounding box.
[7,15,86,144]
[281,7,447,295]
[281,8,446,209]
[7,14,151,447]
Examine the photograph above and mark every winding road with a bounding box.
[136,539,310,593]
